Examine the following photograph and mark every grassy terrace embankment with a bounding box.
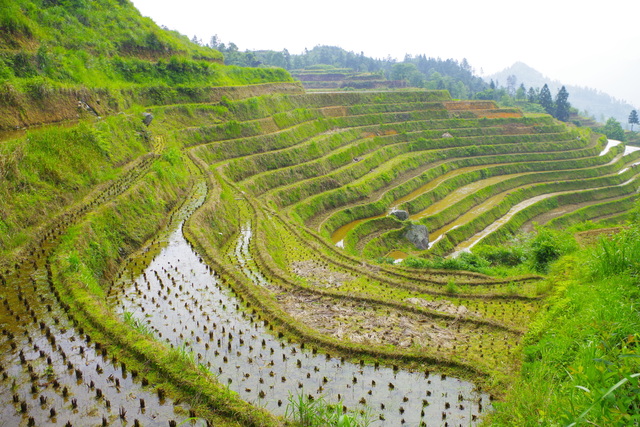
[4,81,637,425]
[170,90,637,383]
[174,90,633,387]
[0,91,290,425]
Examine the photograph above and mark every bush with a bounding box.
[530,227,576,273]
[474,243,524,266]
[588,226,640,278]
[401,252,489,273]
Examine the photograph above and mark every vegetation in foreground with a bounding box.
[1,2,638,425]
[386,219,639,425]
[468,221,640,426]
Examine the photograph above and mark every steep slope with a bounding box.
[0,0,295,130]
[0,5,299,423]
[3,2,639,425]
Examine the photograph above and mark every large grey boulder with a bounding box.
[404,223,429,250]
[390,210,409,221]
[142,112,154,126]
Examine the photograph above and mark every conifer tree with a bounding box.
[539,84,554,116]
[629,110,639,131]
[555,86,571,121]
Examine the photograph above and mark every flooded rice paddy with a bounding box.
[109,215,490,425]
[0,216,197,425]
[331,140,635,259]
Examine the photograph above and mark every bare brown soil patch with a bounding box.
[277,291,467,349]
[291,260,355,288]
[575,227,623,246]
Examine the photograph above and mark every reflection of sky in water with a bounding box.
[624,144,640,156]
[113,225,490,426]
[600,139,622,156]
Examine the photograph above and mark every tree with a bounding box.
[600,117,625,141]
[527,87,539,103]
[506,74,517,96]
[554,86,571,121]
[209,34,220,49]
[282,48,291,69]
[539,84,554,116]
[629,110,639,132]
[390,63,419,82]
[515,83,527,101]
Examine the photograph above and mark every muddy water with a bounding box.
[111,225,490,425]
[428,191,512,247]
[330,163,511,245]
[385,250,409,263]
[449,175,639,256]
[331,213,385,247]
[0,239,194,426]
[449,193,559,257]
[409,174,520,222]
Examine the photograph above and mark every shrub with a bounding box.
[474,244,524,266]
[401,252,489,273]
[588,226,640,278]
[529,227,576,273]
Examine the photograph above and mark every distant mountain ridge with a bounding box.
[487,62,636,127]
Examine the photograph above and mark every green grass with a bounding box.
[0,115,151,261]
[123,311,154,337]
[285,392,373,427]
[486,230,640,426]
[587,226,640,278]
[0,0,294,132]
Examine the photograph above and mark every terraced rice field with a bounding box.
[2,88,638,425]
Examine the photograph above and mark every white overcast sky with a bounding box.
[131,0,640,108]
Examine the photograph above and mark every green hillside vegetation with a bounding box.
[1,2,638,426]
[488,61,637,126]
[0,0,293,130]
[215,43,487,98]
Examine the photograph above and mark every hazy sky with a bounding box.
[131,0,640,108]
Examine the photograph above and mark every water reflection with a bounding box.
[111,223,490,426]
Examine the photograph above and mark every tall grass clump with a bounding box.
[123,311,154,337]
[488,240,640,426]
[285,392,372,427]
[588,226,640,278]
[529,226,577,273]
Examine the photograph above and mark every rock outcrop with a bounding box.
[404,223,429,250]
[142,112,154,126]
[390,210,409,221]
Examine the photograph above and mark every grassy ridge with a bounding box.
[0,0,296,130]
[487,239,640,425]
[0,113,150,262]
[291,135,602,226]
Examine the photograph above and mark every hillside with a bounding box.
[289,64,407,90]
[1,2,639,426]
[219,44,488,99]
[0,0,294,130]
[488,61,637,125]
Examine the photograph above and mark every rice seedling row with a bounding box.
[109,204,491,426]
[0,151,201,426]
